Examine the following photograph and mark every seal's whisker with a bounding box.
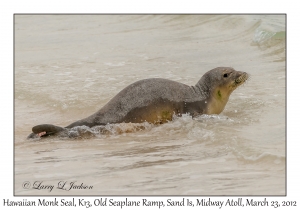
[245,74,251,83]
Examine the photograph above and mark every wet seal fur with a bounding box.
[27,67,248,139]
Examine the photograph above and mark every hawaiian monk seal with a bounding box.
[27,67,248,139]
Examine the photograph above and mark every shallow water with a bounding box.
[14,15,285,195]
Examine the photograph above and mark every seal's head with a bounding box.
[197,67,249,114]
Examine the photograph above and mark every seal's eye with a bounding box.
[223,73,228,78]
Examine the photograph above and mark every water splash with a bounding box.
[252,28,285,47]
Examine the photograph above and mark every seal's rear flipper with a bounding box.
[32,124,65,137]
[27,132,39,139]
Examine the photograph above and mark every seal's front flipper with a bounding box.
[32,124,65,137]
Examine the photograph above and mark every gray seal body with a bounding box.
[28,67,248,138]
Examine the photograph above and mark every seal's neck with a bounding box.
[205,88,230,114]
[194,78,212,99]
[195,79,231,115]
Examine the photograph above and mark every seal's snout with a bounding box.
[235,72,248,84]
